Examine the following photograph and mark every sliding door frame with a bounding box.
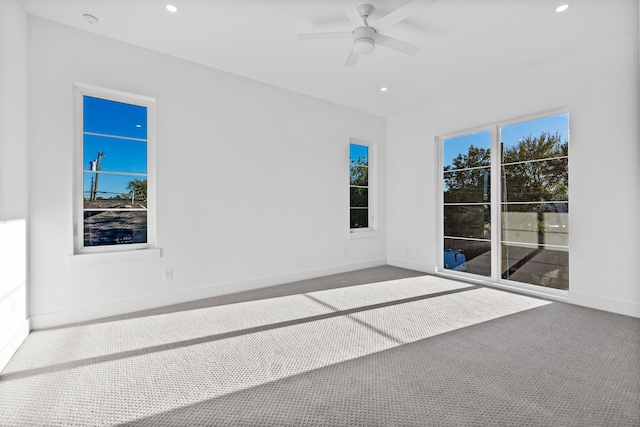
[435,107,569,301]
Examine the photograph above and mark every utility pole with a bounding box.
[91,151,105,201]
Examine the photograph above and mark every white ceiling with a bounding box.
[20,0,639,117]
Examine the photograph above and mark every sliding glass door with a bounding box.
[442,130,492,277]
[440,112,569,291]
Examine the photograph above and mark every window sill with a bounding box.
[68,248,161,266]
[348,229,379,240]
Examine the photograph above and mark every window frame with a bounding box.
[436,108,569,296]
[349,138,378,238]
[72,83,157,256]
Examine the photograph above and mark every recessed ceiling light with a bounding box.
[135,124,142,128]
[166,4,178,13]
[380,87,388,92]
[555,4,569,12]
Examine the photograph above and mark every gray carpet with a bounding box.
[1,266,638,426]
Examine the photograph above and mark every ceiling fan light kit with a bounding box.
[297,1,427,67]
[352,26,376,55]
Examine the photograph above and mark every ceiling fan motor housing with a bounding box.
[352,26,376,55]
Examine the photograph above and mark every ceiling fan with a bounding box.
[297,0,433,67]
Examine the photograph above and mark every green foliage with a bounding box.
[350,156,368,186]
[127,179,147,201]
[444,132,568,239]
[502,132,568,203]
[446,145,491,170]
[350,188,368,207]
[443,145,491,203]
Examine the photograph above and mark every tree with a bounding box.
[443,145,491,240]
[444,133,567,207]
[443,132,568,243]
[350,155,368,186]
[127,179,147,201]
[443,145,491,203]
[502,131,568,203]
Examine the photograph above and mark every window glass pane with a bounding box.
[502,203,569,247]
[444,238,491,277]
[350,188,368,208]
[84,134,147,174]
[502,158,567,202]
[350,165,368,186]
[78,89,152,252]
[500,113,569,289]
[350,143,370,230]
[84,96,147,139]
[350,209,368,229]
[350,144,368,165]
[84,210,147,246]
[501,113,568,162]
[501,244,568,290]
[443,130,491,171]
[83,173,147,206]
[444,205,491,239]
[444,168,490,203]
[443,130,491,271]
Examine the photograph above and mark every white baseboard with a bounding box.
[387,257,435,274]
[0,318,30,371]
[388,258,640,319]
[30,258,387,329]
[568,291,640,318]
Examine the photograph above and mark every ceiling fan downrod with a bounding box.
[358,3,374,26]
[353,4,376,54]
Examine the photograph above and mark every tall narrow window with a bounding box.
[440,111,569,291]
[350,143,369,229]
[74,84,155,253]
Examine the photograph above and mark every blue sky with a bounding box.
[443,131,491,169]
[350,143,368,164]
[501,113,568,151]
[83,96,147,198]
[443,113,569,168]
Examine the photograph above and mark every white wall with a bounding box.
[16,6,640,335]
[387,32,640,318]
[0,0,30,369]
[28,17,387,328]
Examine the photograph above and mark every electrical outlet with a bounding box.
[11,299,16,314]
[163,269,173,280]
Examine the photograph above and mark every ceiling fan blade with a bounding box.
[376,34,420,55]
[336,0,364,27]
[372,0,434,32]
[344,49,359,67]
[297,32,351,41]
